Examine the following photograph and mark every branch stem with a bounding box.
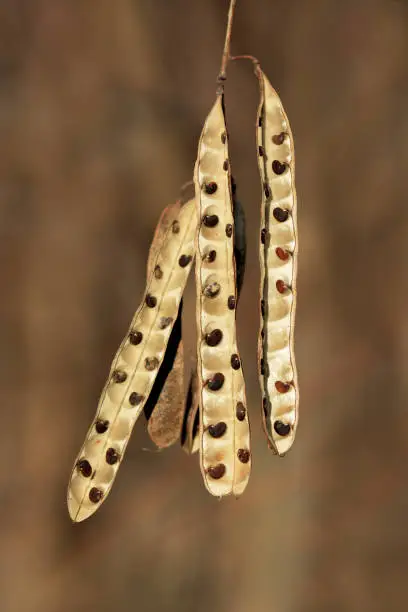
[217,0,237,90]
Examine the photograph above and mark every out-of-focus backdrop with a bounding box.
[2,1,408,611]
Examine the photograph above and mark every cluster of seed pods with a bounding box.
[67,63,298,521]
[256,70,299,455]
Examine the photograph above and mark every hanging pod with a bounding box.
[256,69,299,455]
[67,197,196,522]
[194,94,251,497]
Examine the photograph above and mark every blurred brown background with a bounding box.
[2,0,408,611]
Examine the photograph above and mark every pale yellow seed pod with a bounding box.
[256,70,299,455]
[194,95,251,497]
[67,197,196,522]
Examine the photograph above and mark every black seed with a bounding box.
[95,420,109,434]
[145,357,159,371]
[179,254,192,267]
[225,224,233,238]
[207,373,225,391]
[129,392,144,406]
[207,464,226,479]
[261,299,265,316]
[204,182,218,195]
[106,448,119,465]
[272,160,287,175]
[172,220,180,234]
[89,487,103,503]
[264,183,271,198]
[77,459,92,478]
[112,370,127,384]
[263,397,269,416]
[231,354,241,370]
[129,330,143,345]
[145,294,157,308]
[203,214,219,228]
[274,420,291,436]
[205,329,223,347]
[154,265,163,279]
[203,281,221,298]
[159,316,173,329]
[228,295,236,310]
[237,449,251,463]
[261,228,267,244]
[204,249,217,263]
[236,402,246,421]
[258,112,263,127]
[261,328,265,339]
[221,132,227,144]
[273,207,289,222]
[208,422,227,438]
[223,160,229,171]
[259,146,265,156]
[272,132,286,145]
[260,359,265,375]
[231,176,237,194]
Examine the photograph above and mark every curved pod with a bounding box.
[194,95,251,497]
[67,198,196,521]
[257,71,299,455]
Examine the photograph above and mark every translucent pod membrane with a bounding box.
[67,198,196,522]
[194,95,251,497]
[257,71,299,456]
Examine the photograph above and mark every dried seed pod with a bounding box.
[194,95,251,497]
[256,70,299,456]
[67,197,196,521]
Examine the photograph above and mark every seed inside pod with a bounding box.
[275,247,290,261]
[231,354,241,370]
[208,422,227,438]
[274,421,291,436]
[95,420,109,434]
[205,329,223,346]
[236,402,246,421]
[145,357,159,371]
[259,146,265,157]
[261,299,265,316]
[179,254,192,268]
[262,397,269,416]
[172,220,180,234]
[203,214,219,228]
[272,160,287,175]
[225,224,233,237]
[207,464,226,479]
[203,249,217,263]
[129,330,143,345]
[272,132,286,145]
[260,358,265,375]
[204,182,218,195]
[261,228,267,244]
[275,380,291,394]
[273,207,289,222]
[106,448,120,465]
[76,459,92,478]
[89,487,103,503]
[203,281,221,298]
[159,316,173,329]
[237,449,251,464]
[145,294,157,308]
[111,370,127,384]
[276,280,289,294]
[223,160,229,171]
[228,295,236,310]
[263,183,271,198]
[207,373,225,391]
[221,132,227,144]
[129,392,144,406]
[154,265,163,279]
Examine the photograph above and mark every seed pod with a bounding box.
[67,197,196,522]
[256,70,299,455]
[194,95,251,497]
